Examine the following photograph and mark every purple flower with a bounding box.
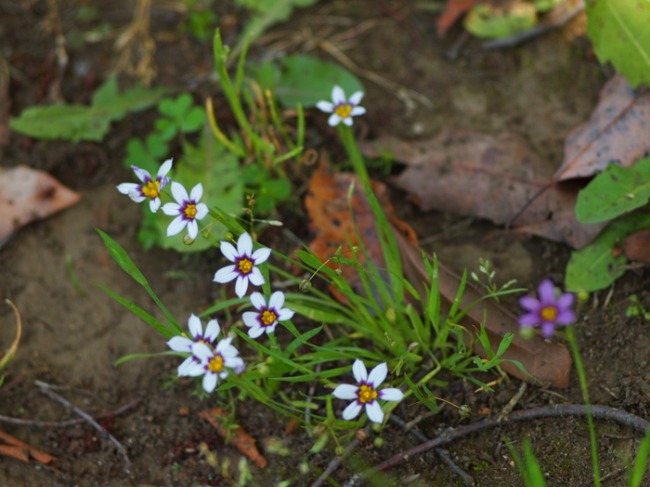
[161,181,208,240]
[116,158,172,212]
[519,279,576,338]
[213,232,271,298]
[242,291,294,339]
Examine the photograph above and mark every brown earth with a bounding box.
[1,1,650,486]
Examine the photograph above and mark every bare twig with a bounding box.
[497,381,527,421]
[311,436,361,487]
[36,381,131,465]
[390,414,475,486]
[369,404,650,475]
[0,397,141,428]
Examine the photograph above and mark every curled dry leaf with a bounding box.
[305,157,571,387]
[558,74,650,181]
[198,408,268,468]
[0,166,81,243]
[0,430,55,464]
[362,129,605,249]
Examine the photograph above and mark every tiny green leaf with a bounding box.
[576,158,650,223]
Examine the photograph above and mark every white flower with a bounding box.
[161,181,209,240]
[242,291,294,339]
[167,314,220,376]
[185,339,245,393]
[332,360,404,424]
[213,232,271,298]
[116,158,173,212]
[316,85,366,127]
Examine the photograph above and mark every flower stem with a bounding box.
[566,326,600,487]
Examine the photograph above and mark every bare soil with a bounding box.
[2,1,650,486]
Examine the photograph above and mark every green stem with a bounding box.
[566,326,600,487]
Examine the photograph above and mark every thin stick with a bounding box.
[36,381,131,464]
[390,414,475,486]
[311,437,360,487]
[371,404,650,474]
[0,397,141,428]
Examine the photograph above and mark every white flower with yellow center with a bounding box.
[116,158,172,212]
[332,360,403,424]
[185,338,245,393]
[316,86,366,127]
[213,232,271,298]
[167,314,220,376]
[242,291,294,339]
[161,181,208,240]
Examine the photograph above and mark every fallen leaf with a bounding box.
[623,229,650,264]
[0,166,81,243]
[362,129,605,248]
[305,157,571,387]
[198,408,268,468]
[0,430,55,464]
[437,0,481,38]
[557,74,650,181]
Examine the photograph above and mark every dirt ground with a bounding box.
[2,1,650,486]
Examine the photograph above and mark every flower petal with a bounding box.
[342,401,362,420]
[332,85,345,104]
[557,292,575,311]
[186,220,199,240]
[328,113,341,126]
[204,319,220,342]
[519,296,541,312]
[203,372,218,393]
[190,183,203,202]
[349,91,364,105]
[519,312,540,327]
[269,291,285,310]
[167,336,192,352]
[158,158,173,177]
[333,384,359,400]
[277,308,295,321]
[149,198,161,213]
[541,322,556,338]
[243,311,259,329]
[316,101,334,113]
[116,182,139,195]
[247,268,265,286]
[184,361,206,377]
[162,202,180,216]
[350,106,366,116]
[379,387,404,402]
[556,309,576,325]
[227,356,245,373]
[538,279,556,305]
[365,401,384,424]
[195,203,208,220]
[235,275,248,298]
[252,247,271,264]
[352,359,368,383]
[132,166,152,183]
[214,266,238,284]
[342,116,354,126]
[238,232,253,256]
[191,342,213,362]
[166,215,187,236]
[248,325,265,339]
[250,292,266,310]
[170,181,189,204]
[367,362,387,388]
[188,314,203,338]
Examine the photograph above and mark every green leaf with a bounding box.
[565,214,650,292]
[586,1,650,88]
[464,3,537,40]
[141,133,244,252]
[253,55,364,108]
[576,158,650,223]
[10,76,165,142]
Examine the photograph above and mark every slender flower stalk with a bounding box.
[332,360,403,424]
[116,159,172,212]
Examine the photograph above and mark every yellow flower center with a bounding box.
[334,104,353,119]
[358,384,378,404]
[142,180,160,199]
[261,310,277,326]
[540,306,558,321]
[184,203,197,220]
[208,354,224,373]
[237,258,253,275]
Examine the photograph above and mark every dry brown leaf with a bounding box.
[558,74,650,181]
[362,129,605,248]
[0,430,56,464]
[304,157,571,387]
[623,229,650,263]
[437,0,481,38]
[0,166,81,243]
[198,408,268,468]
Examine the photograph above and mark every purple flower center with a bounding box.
[181,200,198,220]
[236,256,254,275]
[259,308,278,327]
[540,305,558,322]
[357,382,377,404]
